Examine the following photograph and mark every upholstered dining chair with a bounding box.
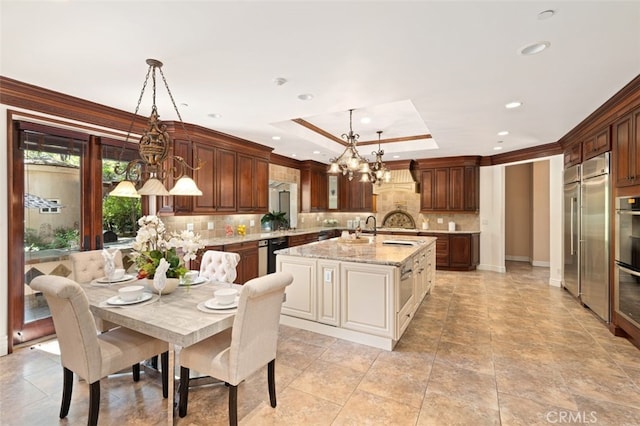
[199,250,241,283]
[70,249,124,332]
[30,275,169,426]
[178,271,294,425]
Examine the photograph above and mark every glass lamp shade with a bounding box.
[347,156,361,171]
[109,180,141,198]
[360,162,371,174]
[359,173,370,183]
[169,176,203,196]
[328,162,341,174]
[383,170,392,182]
[137,177,170,196]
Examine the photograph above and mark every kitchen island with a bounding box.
[275,235,436,350]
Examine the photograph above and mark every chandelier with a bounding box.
[327,109,370,181]
[360,131,391,185]
[110,59,203,198]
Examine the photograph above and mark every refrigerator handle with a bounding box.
[570,197,575,255]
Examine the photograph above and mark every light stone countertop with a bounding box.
[275,235,437,266]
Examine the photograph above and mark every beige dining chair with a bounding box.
[70,249,124,332]
[199,250,240,283]
[30,275,169,426]
[178,271,294,425]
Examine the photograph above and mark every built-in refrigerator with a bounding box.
[563,164,581,298]
[563,153,611,322]
[580,153,610,322]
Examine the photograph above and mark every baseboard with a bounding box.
[532,260,551,267]
[548,277,562,287]
[505,255,530,262]
[0,335,8,357]
[477,264,506,273]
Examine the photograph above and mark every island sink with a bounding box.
[381,240,419,246]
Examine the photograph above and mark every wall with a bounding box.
[505,163,533,261]
[479,165,506,273]
[532,160,550,266]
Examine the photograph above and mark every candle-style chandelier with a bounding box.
[327,109,370,181]
[110,59,203,198]
[360,130,391,185]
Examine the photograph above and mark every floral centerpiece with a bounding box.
[132,215,204,279]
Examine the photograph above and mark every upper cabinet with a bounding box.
[300,160,329,212]
[613,107,640,188]
[237,154,269,212]
[583,128,611,161]
[158,124,272,215]
[419,157,480,213]
[563,142,582,168]
[341,177,373,212]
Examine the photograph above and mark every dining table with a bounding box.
[81,276,241,425]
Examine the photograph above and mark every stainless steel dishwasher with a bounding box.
[258,240,268,276]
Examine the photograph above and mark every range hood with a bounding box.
[372,169,419,194]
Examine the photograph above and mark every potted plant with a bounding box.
[261,211,289,231]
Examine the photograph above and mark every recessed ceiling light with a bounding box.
[291,153,297,157]
[505,101,522,109]
[497,131,509,136]
[393,155,400,159]
[519,41,551,56]
[297,93,314,101]
[272,136,281,140]
[360,117,371,124]
[494,146,503,151]
[273,77,287,86]
[313,150,320,154]
[538,9,556,20]
[207,113,222,118]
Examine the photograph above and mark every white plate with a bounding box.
[178,276,208,286]
[106,292,153,306]
[96,274,136,284]
[197,301,237,314]
[204,296,239,310]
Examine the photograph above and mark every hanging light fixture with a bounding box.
[328,109,370,181]
[361,130,391,185]
[110,59,203,198]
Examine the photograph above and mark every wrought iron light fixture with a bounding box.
[360,130,391,185]
[328,109,370,181]
[110,59,203,198]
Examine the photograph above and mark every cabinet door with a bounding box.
[278,256,317,321]
[236,154,254,211]
[464,166,479,211]
[420,169,434,210]
[433,168,449,210]
[449,234,471,268]
[633,108,640,185]
[614,113,633,187]
[254,158,269,211]
[563,143,582,168]
[216,149,237,211]
[435,235,450,267]
[448,167,464,211]
[172,139,193,213]
[312,169,328,211]
[193,144,217,213]
[317,260,340,326]
[340,263,394,338]
[241,246,259,283]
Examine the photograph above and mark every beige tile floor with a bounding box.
[2,262,640,425]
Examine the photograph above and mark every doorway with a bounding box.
[8,120,141,349]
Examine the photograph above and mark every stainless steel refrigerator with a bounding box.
[580,152,610,322]
[563,164,581,298]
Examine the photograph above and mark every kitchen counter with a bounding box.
[276,235,436,266]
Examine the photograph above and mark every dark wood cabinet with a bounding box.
[223,241,259,284]
[341,178,373,212]
[564,143,582,168]
[419,158,480,213]
[216,148,237,212]
[614,107,640,187]
[419,232,479,271]
[288,232,320,247]
[300,161,328,212]
[583,127,611,161]
[192,143,217,213]
[237,154,269,212]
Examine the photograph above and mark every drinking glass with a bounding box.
[153,277,167,301]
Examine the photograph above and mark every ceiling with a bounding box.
[1,1,639,164]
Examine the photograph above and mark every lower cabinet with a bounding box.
[224,241,259,285]
[276,241,435,343]
[418,232,479,271]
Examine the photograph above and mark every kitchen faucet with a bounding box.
[365,215,377,236]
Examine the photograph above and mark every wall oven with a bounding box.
[615,196,640,326]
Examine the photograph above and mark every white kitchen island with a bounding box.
[276,235,436,350]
